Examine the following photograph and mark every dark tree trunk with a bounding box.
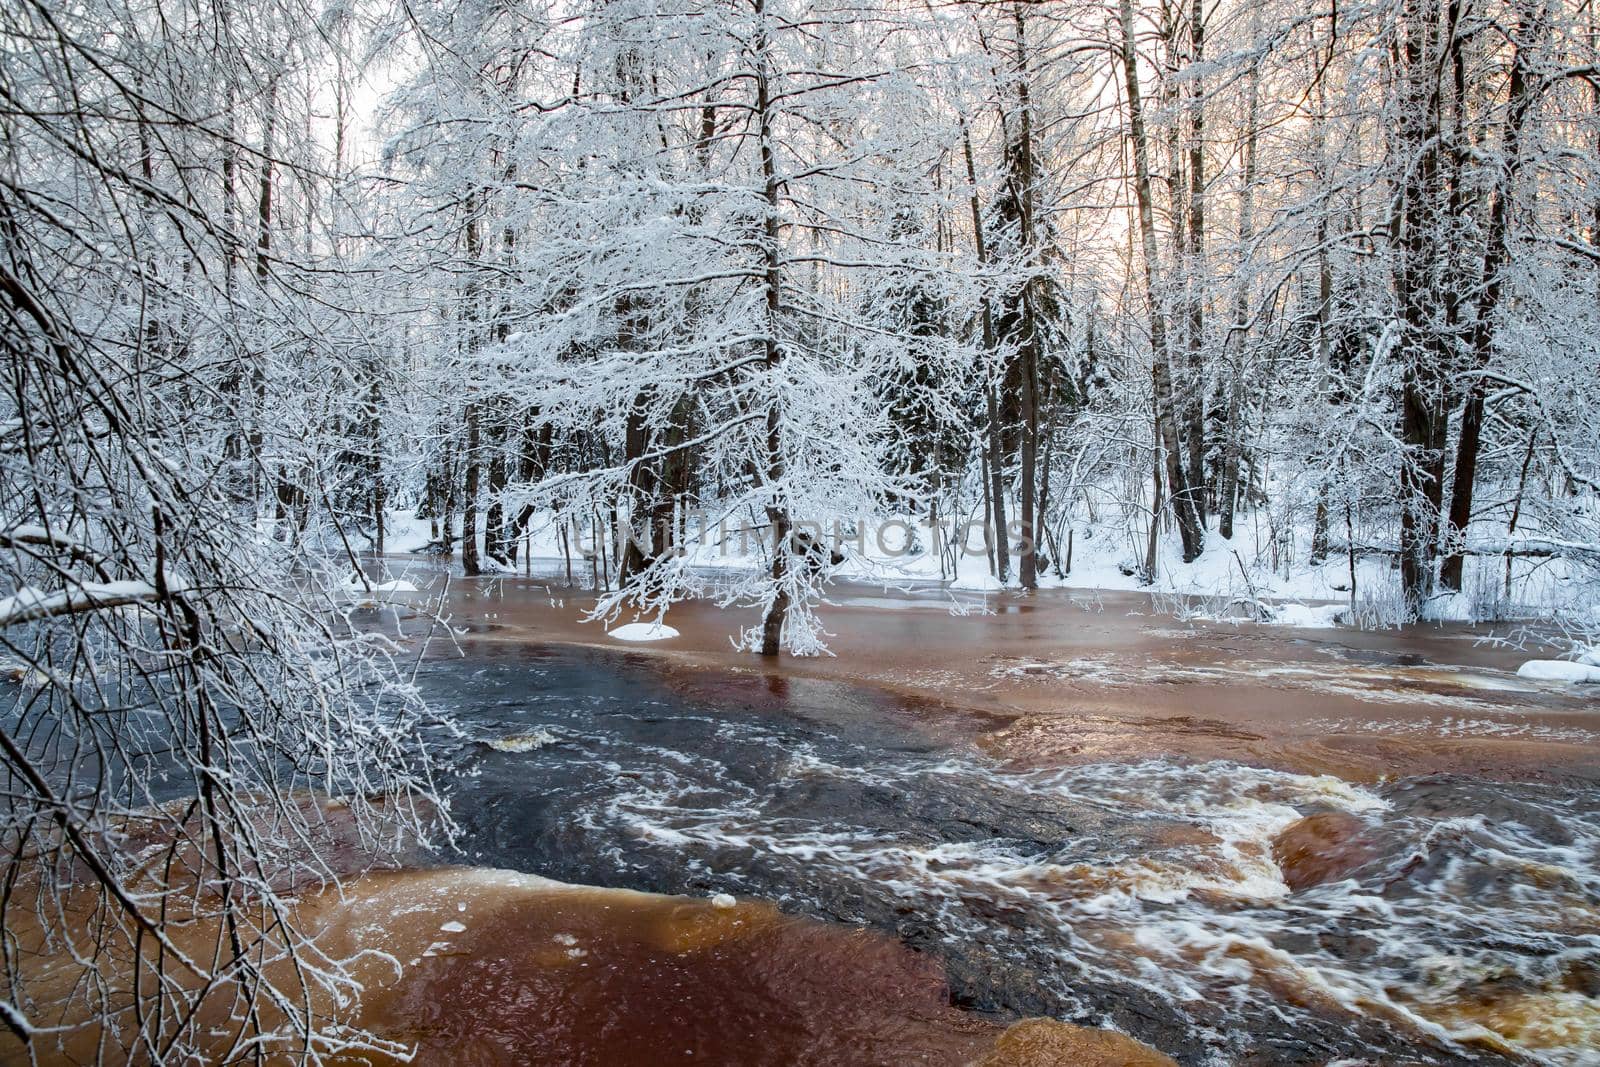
[1395,0,1449,614]
[461,402,482,576]
[1439,387,1484,592]
[1182,0,1208,529]
[1144,409,1163,584]
[1219,34,1259,542]
[618,392,658,584]
[754,0,789,657]
[1120,0,1204,564]
[1311,490,1330,563]
[485,439,508,565]
[962,123,1011,584]
[1011,5,1041,590]
[1440,6,1538,591]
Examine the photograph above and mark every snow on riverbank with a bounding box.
[372,507,1597,635]
[1516,660,1600,684]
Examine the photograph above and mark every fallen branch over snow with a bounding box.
[0,581,160,628]
[1330,538,1600,562]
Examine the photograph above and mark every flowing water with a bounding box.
[409,640,1600,1066]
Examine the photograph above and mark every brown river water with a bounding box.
[316,568,1600,1066]
[13,571,1599,1066]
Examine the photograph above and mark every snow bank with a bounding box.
[948,570,1004,591]
[1269,603,1346,628]
[372,579,418,593]
[1516,660,1600,684]
[608,622,680,642]
[377,505,1598,632]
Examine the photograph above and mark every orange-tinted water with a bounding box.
[10,571,1599,1066]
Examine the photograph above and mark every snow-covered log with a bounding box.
[1329,539,1600,562]
[0,581,159,628]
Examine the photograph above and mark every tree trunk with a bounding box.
[1395,0,1449,614]
[1219,23,1260,541]
[369,373,385,555]
[618,393,655,583]
[1119,0,1204,563]
[1011,4,1041,590]
[461,402,482,576]
[1440,5,1539,591]
[1144,409,1163,583]
[1182,0,1207,528]
[485,437,508,565]
[754,0,789,657]
[1502,427,1538,598]
[962,123,1011,584]
[252,78,278,505]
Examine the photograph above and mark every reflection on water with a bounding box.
[414,644,1600,1066]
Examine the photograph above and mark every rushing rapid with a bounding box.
[416,643,1600,1066]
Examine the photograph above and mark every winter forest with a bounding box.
[4,0,1600,1062]
[9,0,1600,653]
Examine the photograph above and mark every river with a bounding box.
[323,571,1600,1066]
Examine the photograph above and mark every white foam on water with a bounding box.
[580,746,1600,1065]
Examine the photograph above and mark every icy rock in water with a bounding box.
[1270,811,1374,891]
[980,1019,1177,1067]
[607,622,680,642]
[373,579,419,593]
[710,893,736,910]
[488,729,557,753]
[0,661,49,687]
[1516,659,1600,683]
[342,575,418,594]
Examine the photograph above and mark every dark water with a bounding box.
[415,643,1600,1066]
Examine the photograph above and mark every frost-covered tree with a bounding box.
[388,0,963,654]
[0,0,447,1058]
